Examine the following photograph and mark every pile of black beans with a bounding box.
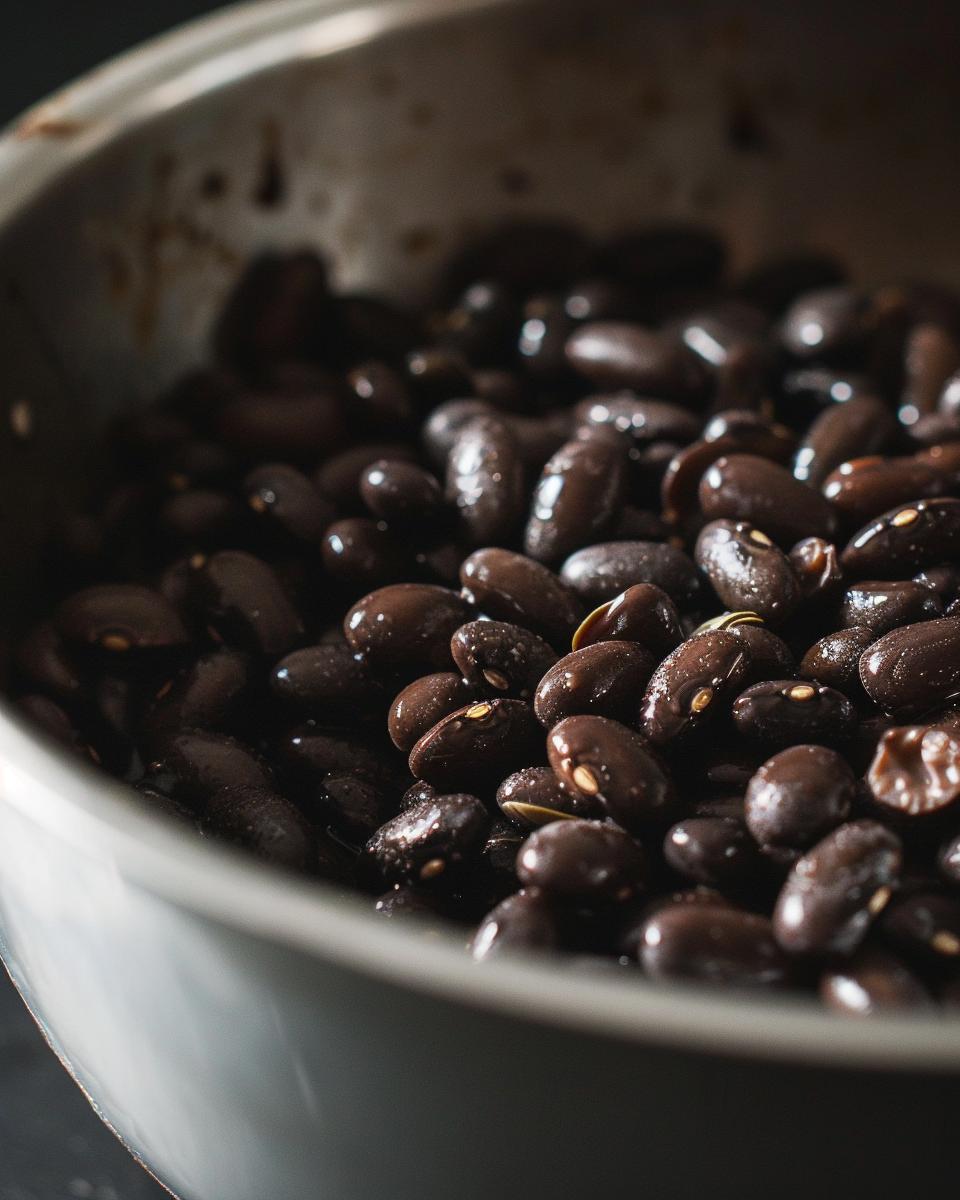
[12,221,960,1015]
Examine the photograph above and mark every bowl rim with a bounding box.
[1,0,959,1072]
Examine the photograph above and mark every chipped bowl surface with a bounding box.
[1,2,960,1199]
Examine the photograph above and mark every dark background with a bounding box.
[0,10,232,1200]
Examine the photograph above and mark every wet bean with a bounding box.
[244,463,334,546]
[471,888,560,959]
[640,904,790,988]
[343,583,472,675]
[732,680,857,747]
[56,584,189,655]
[822,455,952,529]
[560,541,700,608]
[799,627,875,698]
[695,520,800,623]
[534,642,655,729]
[322,518,412,590]
[820,948,933,1014]
[459,548,583,649]
[788,537,844,607]
[204,785,315,871]
[360,459,444,526]
[571,584,682,657]
[840,580,942,635]
[446,416,525,546]
[314,442,416,511]
[346,361,416,436]
[524,438,627,564]
[496,765,598,828]
[779,286,866,360]
[859,614,960,713]
[842,498,960,579]
[388,672,475,752]
[408,699,541,792]
[640,630,752,745]
[271,644,388,720]
[517,819,646,902]
[149,731,274,808]
[745,745,856,848]
[792,395,895,487]
[699,454,836,545]
[193,550,303,657]
[362,792,489,885]
[450,620,556,700]
[664,818,758,887]
[573,394,700,447]
[866,726,960,816]
[565,322,704,398]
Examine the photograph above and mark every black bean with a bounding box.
[400,780,437,812]
[732,680,856,747]
[158,489,244,547]
[459,548,583,649]
[564,278,642,323]
[518,294,575,382]
[422,399,493,468]
[664,817,758,887]
[203,785,315,871]
[914,564,960,606]
[660,436,740,529]
[437,280,519,366]
[193,550,303,657]
[496,766,598,828]
[640,630,752,745]
[699,454,836,546]
[322,518,412,590]
[408,699,541,792]
[446,416,525,546]
[404,347,473,408]
[819,948,933,1015]
[840,579,942,635]
[727,623,795,685]
[56,584,190,655]
[343,583,471,675]
[937,831,960,885]
[792,395,895,487]
[17,694,88,754]
[361,792,489,885]
[571,584,682,657]
[702,409,796,462]
[534,642,655,729]
[523,438,627,564]
[745,745,856,849]
[573,394,700,446]
[900,322,960,424]
[560,541,700,609]
[546,714,675,830]
[278,726,402,794]
[243,463,334,546]
[388,672,475,752]
[879,890,960,962]
[566,322,704,397]
[271,644,388,720]
[639,904,790,988]
[866,725,960,817]
[772,820,902,956]
[516,819,646,902]
[799,627,875,698]
[216,391,348,462]
[779,286,866,360]
[346,362,416,436]
[788,537,844,606]
[859,615,960,713]
[149,731,273,808]
[314,772,394,843]
[314,442,416,511]
[450,619,556,700]
[14,622,83,703]
[142,648,255,752]
[360,459,444,526]
[842,497,960,579]
[696,520,800,624]
[822,454,952,530]
[471,888,560,959]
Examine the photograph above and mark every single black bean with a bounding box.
[900,322,960,423]
[866,725,960,816]
[314,772,394,843]
[788,537,844,606]
[142,648,254,752]
[360,458,444,527]
[879,890,960,962]
[408,699,541,792]
[56,584,190,655]
[859,615,960,713]
[193,550,303,657]
[696,520,800,624]
[639,904,790,988]
[779,286,866,360]
[518,294,575,381]
[314,442,416,511]
[271,644,388,720]
[571,584,682,657]
[564,278,642,323]
[534,642,655,729]
[346,361,416,435]
[640,630,752,745]
[459,548,583,649]
[158,489,243,547]
[799,627,875,697]
[421,399,493,467]
[840,579,942,635]
[547,714,675,831]
[565,322,704,398]
[822,454,953,530]
[496,766,598,828]
[702,409,796,462]
[322,518,412,590]
[745,745,856,848]
[436,280,519,366]
[203,785,315,871]
[664,817,758,887]
[524,438,627,564]
[516,819,646,902]
[573,394,700,446]
[278,726,402,793]
[660,436,740,528]
[560,541,700,608]
[792,395,896,487]
[244,462,334,546]
[343,583,471,675]
[446,416,525,546]
[361,792,489,885]
[727,623,795,685]
[772,820,903,956]
[148,731,273,808]
[451,620,556,700]
[699,454,836,545]
[470,888,560,960]
[388,672,476,752]
[400,780,437,812]
[820,948,933,1015]
[842,497,960,579]
[732,680,856,747]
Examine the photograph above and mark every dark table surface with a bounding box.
[1,7,229,1199]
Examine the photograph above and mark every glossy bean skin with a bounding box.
[270,644,388,720]
[695,520,800,624]
[573,395,700,448]
[639,904,790,988]
[346,362,416,436]
[56,584,189,654]
[312,772,395,843]
[565,322,704,399]
[640,630,751,745]
[361,793,489,886]
[343,584,472,676]
[866,726,960,817]
[523,438,627,564]
[799,627,875,698]
[141,648,255,752]
[879,890,960,962]
[534,642,655,729]
[938,831,960,884]
[404,346,473,407]
[663,818,759,887]
[729,624,795,685]
[779,285,866,360]
[322,518,411,590]
[702,410,796,462]
[822,455,954,530]
[560,541,700,608]
[446,416,525,546]
[788,537,844,607]
[773,820,903,956]
[388,672,476,752]
[450,620,556,701]
[360,459,444,526]
[243,463,333,547]
[459,548,583,648]
[841,497,960,579]
[547,715,676,831]
[840,580,942,635]
[900,322,960,422]
[792,395,895,487]
[699,454,836,546]
[496,765,598,828]
[203,785,316,872]
[314,442,416,511]
[516,818,646,902]
[148,731,274,808]
[745,745,856,848]
[470,888,560,960]
[660,436,740,529]
[422,399,493,467]
[408,699,541,793]
[278,726,402,794]
[819,948,933,1015]
[571,584,682,658]
[859,615,960,713]
[193,551,303,657]
[732,680,856,747]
